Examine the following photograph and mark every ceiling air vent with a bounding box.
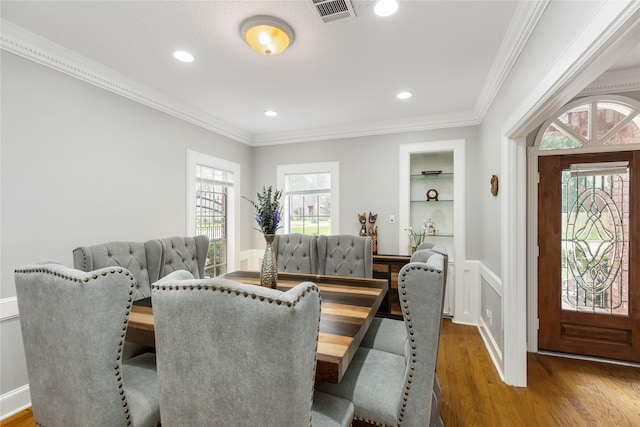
[312,0,356,23]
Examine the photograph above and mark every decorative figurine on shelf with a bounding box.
[426,218,437,236]
[358,212,367,237]
[368,212,378,255]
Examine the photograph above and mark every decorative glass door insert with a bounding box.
[561,162,629,316]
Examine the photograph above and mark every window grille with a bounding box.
[195,165,233,277]
[284,172,332,235]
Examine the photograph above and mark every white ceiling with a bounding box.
[1,1,638,145]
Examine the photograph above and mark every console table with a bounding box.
[372,254,411,319]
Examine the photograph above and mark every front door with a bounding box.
[538,150,640,362]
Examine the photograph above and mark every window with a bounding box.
[277,162,340,235]
[536,96,640,151]
[187,151,240,277]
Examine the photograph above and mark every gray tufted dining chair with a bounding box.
[359,247,448,427]
[73,239,165,360]
[73,239,164,301]
[316,252,446,426]
[159,235,208,278]
[14,261,161,427]
[412,244,449,427]
[273,233,318,274]
[151,277,354,427]
[317,235,373,278]
[361,247,448,354]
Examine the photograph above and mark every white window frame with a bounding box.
[187,150,241,273]
[277,161,340,235]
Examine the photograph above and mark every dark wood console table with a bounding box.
[372,254,411,319]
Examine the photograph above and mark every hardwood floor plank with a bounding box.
[0,408,34,427]
[437,320,640,427]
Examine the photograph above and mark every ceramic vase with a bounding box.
[261,234,278,289]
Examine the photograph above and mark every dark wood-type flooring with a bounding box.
[3,320,639,427]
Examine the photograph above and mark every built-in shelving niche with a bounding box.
[399,140,466,319]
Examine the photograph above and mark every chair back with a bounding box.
[159,235,208,279]
[273,233,318,274]
[398,255,446,424]
[73,240,163,300]
[416,242,449,284]
[318,235,373,278]
[152,277,320,427]
[14,262,145,426]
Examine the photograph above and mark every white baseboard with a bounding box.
[0,384,31,421]
[0,297,19,321]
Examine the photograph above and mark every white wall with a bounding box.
[251,128,480,255]
[0,51,252,406]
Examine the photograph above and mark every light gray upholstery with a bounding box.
[359,248,447,427]
[413,247,448,427]
[316,253,446,426]
[361,248,445,354]
[160,235,208,279]
[359,315,408,355]
[14,261,160,427]
[273,233,318,274]
[73,236,207,361]
[151,277,354,427]
[72,239,163,301]
[318,235,373,278]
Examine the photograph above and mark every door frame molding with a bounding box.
[501,1,640,387]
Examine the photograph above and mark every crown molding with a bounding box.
[473,1,550,121]
[579,67,640,95]
[250,112,480,146]
[0,20,253,145]
[0,18,483,147]
[253,2,550,146]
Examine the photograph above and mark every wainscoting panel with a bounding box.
[477,261,505,380]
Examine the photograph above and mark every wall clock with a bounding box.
[426,188,439,201]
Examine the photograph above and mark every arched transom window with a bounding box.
[535,95,640,151]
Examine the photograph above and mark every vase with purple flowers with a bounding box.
[244,186,283,288]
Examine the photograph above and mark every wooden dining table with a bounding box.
[126,270,388,383]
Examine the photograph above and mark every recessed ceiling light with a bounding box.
[173,50,194,63]
[265,110,278,117]
[397,91,412,100]
[374,0,399,17]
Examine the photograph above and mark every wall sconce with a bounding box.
[241,15,294,56]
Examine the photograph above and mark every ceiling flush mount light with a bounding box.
[173,50,194,63]
[241,15,294,56]
[374,0,399,17]
[264,110,278,117]
[397,91,412,99]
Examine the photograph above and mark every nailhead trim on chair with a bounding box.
[151,281,319,308]
[15,266,137,426]
[75,246,90,271]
